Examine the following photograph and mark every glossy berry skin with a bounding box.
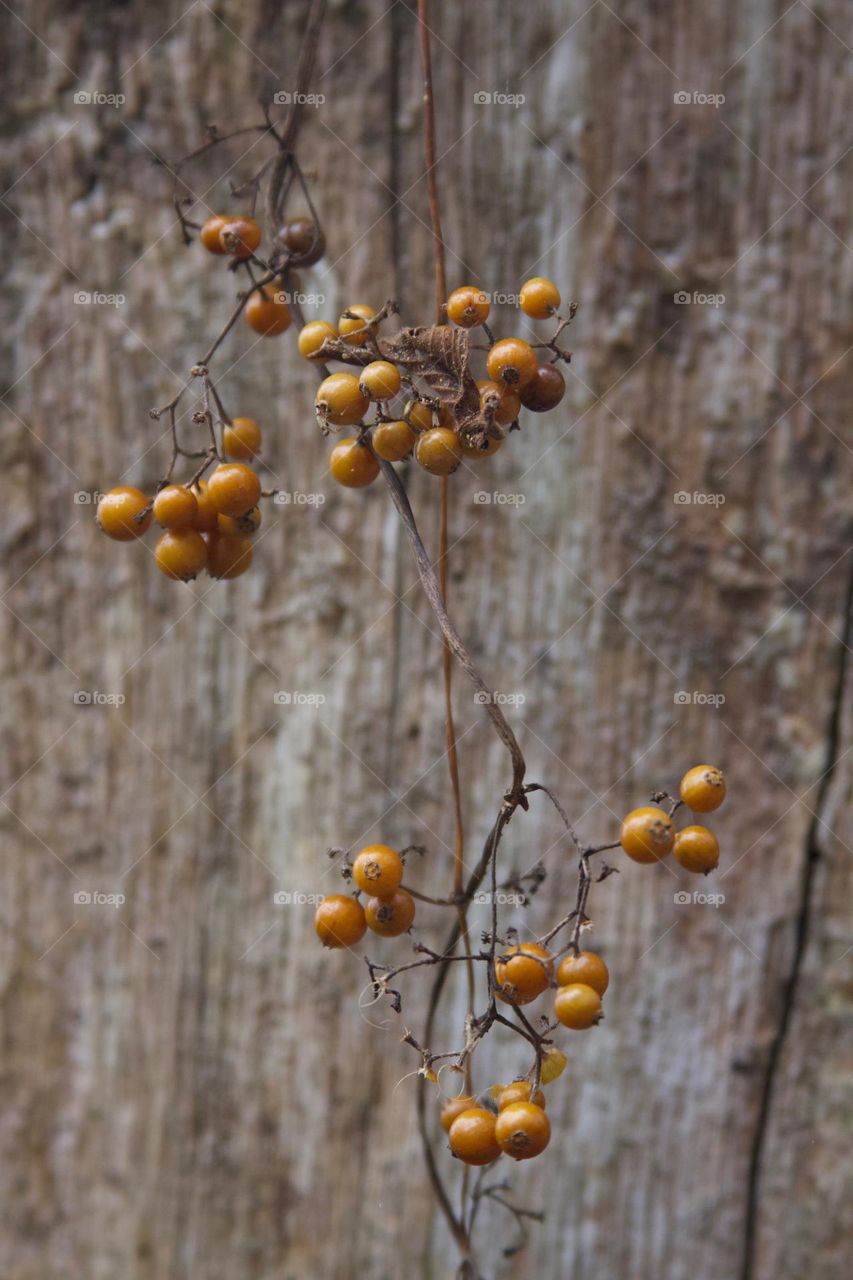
[338,304,376,346]
[297,320,337,359]
[364,888,415,937]
[200,215,232,254]
[407,401,434,432]
[223,417,262,461]
[680,765,726,813]
[277,216,326,264]
[190,481,219,532]
[497,1081,546,1111]
[495,943,553,1005]
[620,806,674,863]
[314,894,367,948]
[217,506,261,537]
[486,337,539,390]
[153,484,198,531]
[154,529,208,581]
[205,532,253,579]
[359,360,401,401]
[415,427,462,476]
[371,420,416,461]
[207,463,262,518]
[519,276,561,319]
[674,825,720,874]
[316,373,369,426]
[219,216,261,258]
[441,1095,477,1133]
[460,430,503,459]
[477,379,521,427]
[352,844,404,897]
[554,982,603,1030]
[556,950,609,995]
[448,1108,501,1166]
[245,287,292,336]
[519,363,566,412]
[446,286,490,328]
[329,438,379,488]
[97,486,151,541]
[495,1102,551,1161]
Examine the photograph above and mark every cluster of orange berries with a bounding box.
[199,212,326,337]
[95,419,266,581]
[313,845,416,947]
[619,764,727,874]
[303,278,568,488]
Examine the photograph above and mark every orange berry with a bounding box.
[497,1081,546,1111]
[495,942,553,1005]
[216,506,261,537]
[205,532,253,579]
[448,1108,501,1166]
[223,417,262,461]
[407,400,433,431]
[338,304,376,346]
[297,320,337,359]
[152,484,198,531]
[314,894,367,948]
[477,379,521,426]
[620,806,674,864]
[679,765,726,813]
[154,529,208,581]
[245,286,291,336]
[446,286,490,328]
[673,825,720,874]
[190,480,218,532]
[518,364,565,412]
[556,950,609,995]
[352,844,404,897]
[219,215,261,259]
[207,463,261,518]
[329,438,379,488]
[371,420,417,462]
[440,1094,477,1133]
[540,1047,568,1084]
[494,1101,550,1160]
[364,888,415,937]
[200,215,232,254]
[459,430,503,459]
[97,486,151,541]
[316,373,369,426]
[554,982,602,1030]
[519,277,561,319]
[486,337,538,390]
[415,427,462,476]
[277,216,325,265]
[359,360,401,401]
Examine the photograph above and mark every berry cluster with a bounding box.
[305,278,573,487]
[312,765,727,1168]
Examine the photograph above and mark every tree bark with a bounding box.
[1,2,851,1278]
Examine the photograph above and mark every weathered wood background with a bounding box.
[1,1,851,1277]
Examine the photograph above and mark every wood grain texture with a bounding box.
[1,2,851,1278]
